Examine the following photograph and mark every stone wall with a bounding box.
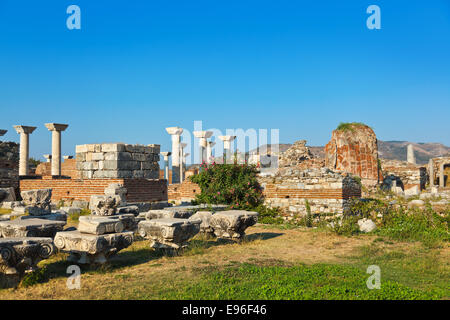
[75,143,160,179]
[324,124,379,186]
[0,141,19,190]
[381,159,427,190]
[258,167,361,217]
[20,177,167,203]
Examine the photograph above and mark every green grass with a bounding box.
[336,122,370,132]
[158,262,447,300]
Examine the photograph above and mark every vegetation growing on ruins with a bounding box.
[190,162,282,223]
[336,122,370,132]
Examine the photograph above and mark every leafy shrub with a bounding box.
[190,162,283,223]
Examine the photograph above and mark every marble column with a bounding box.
[193,131,213,165]
[45,123,69,176]
[439,163,445,188]
[218,135,236,164]
[43,154,52,163]
[160,152,171,184]
[180,143,188,183]
[13,125,37,176]
[407,144,416,164]
[206,141,216,164]
[429,159,434,187]
[165,127,183,183]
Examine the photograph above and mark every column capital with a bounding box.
[160,151,172,157]
[218,135,236,142]
[193,131,213,139]
[45,123,68,132]
[13,125,36,134]
[0,129,7,136]
[166,126,183,136]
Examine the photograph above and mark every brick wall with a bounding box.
[381,159,427,190]
[167,181,200,203]
[20,177,167,203]
[35,159,79,178]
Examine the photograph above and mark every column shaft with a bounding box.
[19,133,29,176]
[51,130,62,176]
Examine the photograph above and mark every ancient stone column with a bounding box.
[165,127,183,183]
[407,144,416,164]
[13,125,37,176]
[439,163,445,188]
[180,143,188,183]
[45,123,69,176]
[206,141,216,164]
[160,152,171,184]
[193,131,213,164]
[429,159,434,187]
[0,130,7,137]
[43,154,52,163]
[218,135,236,164]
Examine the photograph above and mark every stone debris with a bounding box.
[138,218,201,250]
[0,237,55,275]
[78,214,139,235]
[20,189,52,216]
[0,218,66,238]
[188,211,214,236]
[104,183,127,206]
[89,195,119,216]
[60,207,82,215]
[0,201,24,210]
[0,187,16,203]
[54,230,134,264]
[209,210,259,240]
[278,140,314,168]
[141,209,194,220]
[357,218,377,233]
[117,205,140,216]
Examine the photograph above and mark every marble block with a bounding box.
[0,218,66,238]
[209,210,258,240]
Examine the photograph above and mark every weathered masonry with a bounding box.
[258,167,361,217]
[20,143,167,203]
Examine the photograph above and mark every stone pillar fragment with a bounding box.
[180,143,187,182]
[45,123,68,176]
[206,141,215,164]
[165,127,183,183]
[218,135,236,164]
[439,163,445,188]
[13,125,37,176]
[193,131,213,165]
[407,144,416,164]
[160,152,171,184]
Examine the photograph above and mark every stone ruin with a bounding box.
[380,159,427,196]
[324,123,380,186]
[76,143,160,179]
[20,188,52,215]
[278,140,314,168]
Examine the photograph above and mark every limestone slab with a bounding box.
[0,218,66,238]
[209,210,258,240]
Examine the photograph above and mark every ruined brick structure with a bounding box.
[258,167,361,217]
[167,181,200,204]
[324,124,380,186]
[381,159,427,191]
[36,158,78,178]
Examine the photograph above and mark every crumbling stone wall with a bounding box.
[278,140,314,168]
[75,143,160,179]
[381,159,427,191]
[324,124,379,186]
[0,141,19,190]
[167,181,200,204]
[258,167,361,217]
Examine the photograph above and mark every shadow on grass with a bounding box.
[245,232,284,242]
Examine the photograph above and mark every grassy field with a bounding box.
[0,224,448,300]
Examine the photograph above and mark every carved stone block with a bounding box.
[209,210,258,240]
[54,230,134,264]
[138,218,201,249]
[0,237,56,274]
[189,211,214,236]
[0,218,66,238]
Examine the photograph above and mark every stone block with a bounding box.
[143,209,193,220]
[75,144,88,153]
[54,230,133,264]
[91,153,104,161]
[0,187,16,203]
[0,237,56,275]
[20,189,52,213]
[101,143,126,152]
[209,210,258,240]
[189,211,214,236]
[78,215,125,235]
[138,218,201,250]
[89,195,119,216]
[0,218,66,238]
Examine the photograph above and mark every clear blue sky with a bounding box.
[1,0,449,164]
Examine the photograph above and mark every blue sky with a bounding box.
[1,0,449,164]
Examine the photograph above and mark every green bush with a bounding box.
[20,267,48,287]
[190,162,283,223]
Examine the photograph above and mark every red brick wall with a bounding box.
[168,181,200,201]
[20,177,167,203]
[35,159,79,178]
[261,184,361,200]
